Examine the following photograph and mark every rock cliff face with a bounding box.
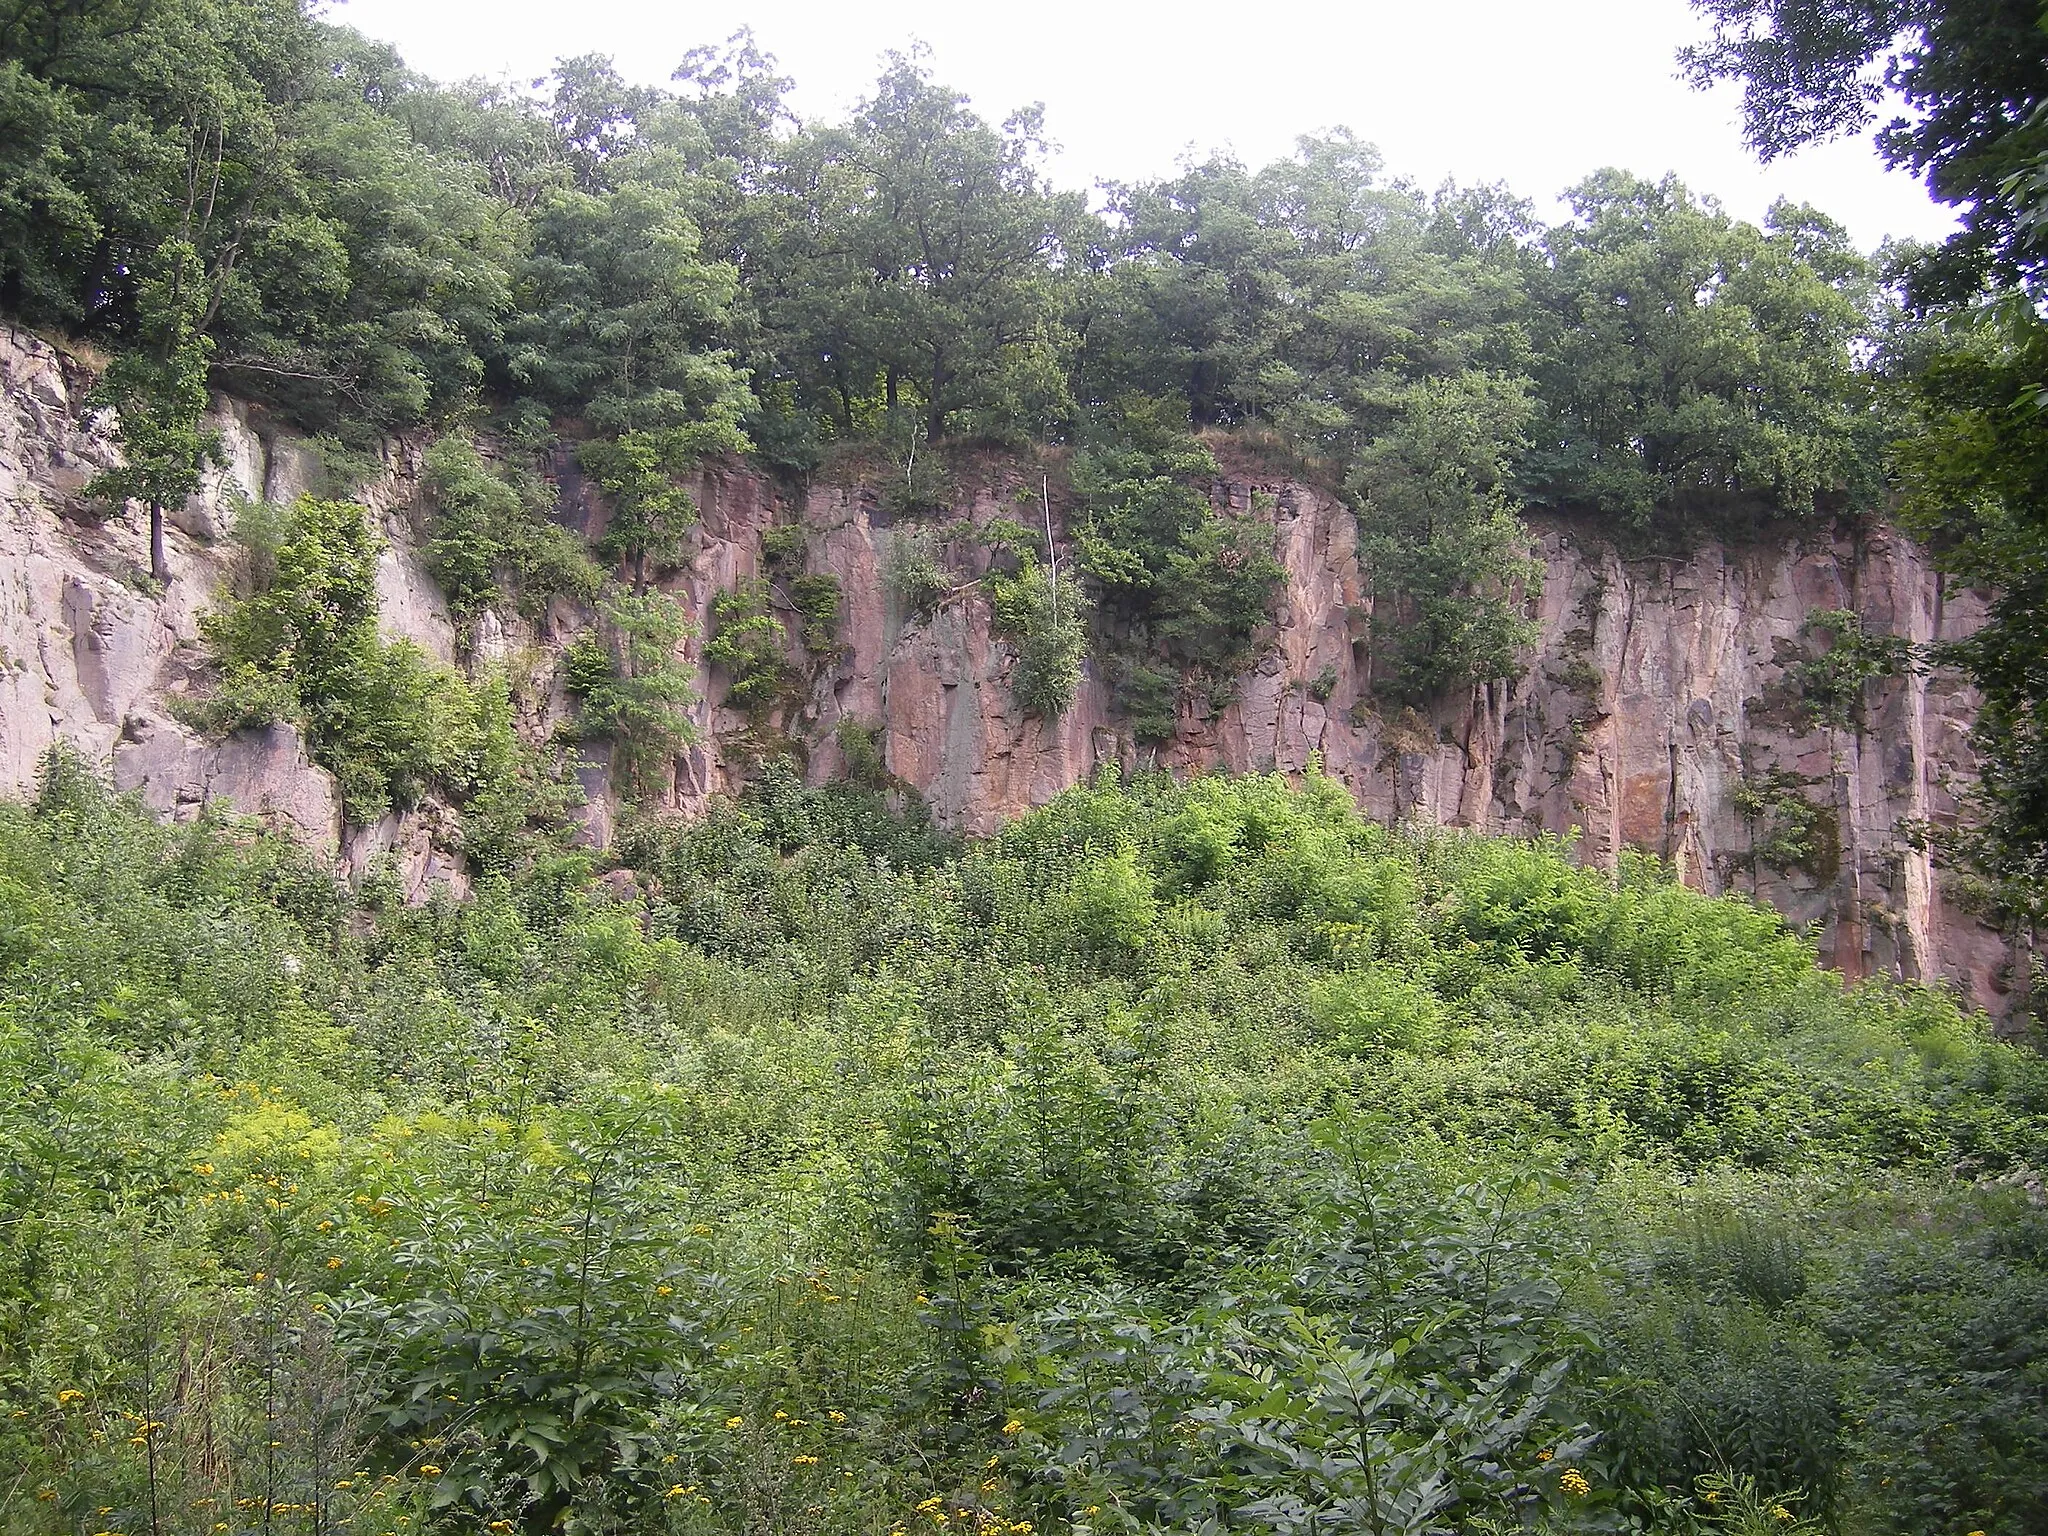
[0,325,2018,1016]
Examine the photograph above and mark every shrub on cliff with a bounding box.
[561,590,700,798]
[189,495,569,845]
[422,438,603,620]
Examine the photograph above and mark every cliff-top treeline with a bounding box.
[2,0,1891,519]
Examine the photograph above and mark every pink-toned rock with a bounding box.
[342,802,470,903]
[0,321,2023,1011]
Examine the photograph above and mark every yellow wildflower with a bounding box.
[417,1465,442,1477]
[1559,1469,1591,1498]
[1001,1419,1023,1435]
[726,1416,745,1429]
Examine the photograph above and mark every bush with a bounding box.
[886,526,953,619]
[790,572,842,654]
[3,762,2044,1536]
[1073,397,1284,718]
[703,579,794,714]
[192,494,545,824]
[987,562,1088,719]
[562,590,700,797]
[422,437,602,619]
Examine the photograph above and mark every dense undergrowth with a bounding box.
[2,754,2044,1536]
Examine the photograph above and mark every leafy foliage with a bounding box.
[562,590,700,798]
[1732,769,1839,879]
[422,436,602,619]
[2,763,2045,1534]
[703,579,794,715]
[1783,609,1916,730]
[1353,371,1542,702]
[1073,398,1284,731]
[1526,174,1878,528]
[1683,0,2048,933]
[987,561,1089,720]
[84,241,220,584]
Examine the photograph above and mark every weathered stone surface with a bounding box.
[0,325,455,900]
[113,711,342,853]
[342,803,470,904]
[653,448,2014,1018]
[0,323,2021,1010]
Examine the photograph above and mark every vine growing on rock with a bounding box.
[1352,372,1543,704]
[1733,767,1840,881]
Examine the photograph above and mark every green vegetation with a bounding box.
[1,1,1904,714]
[1074,400,1285,729]
[885,527,953,619]
[561,591,700,798]
[3,762,2045,1534]
[83,240,218,585]
[1732,768,1840,880]
[1782,610,1917,732]
[421,438,603,622]
[834,716,889,787]
[584,421,750,593]
[1353,372,1542,703]
[789,575,843,656]
[9,15,2048,1536]
[703,580,794,715]
[987,560,1089,720]
[192,495,548,827]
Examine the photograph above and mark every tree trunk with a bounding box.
[633,545,648,596]
[149,501,169,585]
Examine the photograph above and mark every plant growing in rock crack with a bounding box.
[1782,609,1918,731]
[1732,768,1838,881]
[704,578,796,716]
[988,560,1089,719]
[562,589,700,798]
[886,527,954,619]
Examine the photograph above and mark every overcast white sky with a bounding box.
[330,0,1954,250]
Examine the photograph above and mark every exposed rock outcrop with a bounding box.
[0,326,453,891]
[0,324,2019,1016]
